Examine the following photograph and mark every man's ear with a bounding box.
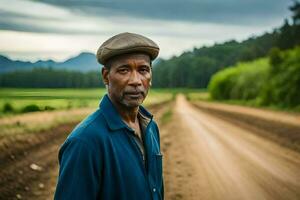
[101,67,109,85]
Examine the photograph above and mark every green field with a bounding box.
[0,88,104,116]
[0,88,179,136]
[0,88,178,117]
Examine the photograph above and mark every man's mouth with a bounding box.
[124,92,143,98]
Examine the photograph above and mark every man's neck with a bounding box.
[119,106,139,124]
[109,95,139,124]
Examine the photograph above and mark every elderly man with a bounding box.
[54,32,164,200]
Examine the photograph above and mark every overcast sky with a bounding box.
[0,0,292,61]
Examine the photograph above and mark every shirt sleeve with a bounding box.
[54,137,101,200]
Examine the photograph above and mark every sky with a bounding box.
[0,0,292,62]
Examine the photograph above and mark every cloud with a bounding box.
[0,0,293,61]
[38,0,291,25]
[0,0,291,34]
[0,12,106,34]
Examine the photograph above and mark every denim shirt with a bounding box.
[54,94,164,200]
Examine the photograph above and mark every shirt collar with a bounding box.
[99,94,153,131]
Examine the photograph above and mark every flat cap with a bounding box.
[97,32,159,65]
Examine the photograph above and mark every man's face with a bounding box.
[102,53,152,109]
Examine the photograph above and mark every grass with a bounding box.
[0,108,95,136]
[217,99,300,113]
[0,88,106,116]
[187,91,300,114]
[0,88,176,136]
[160,109,173,125]
[143,89,174,106]
[186,92,210,101]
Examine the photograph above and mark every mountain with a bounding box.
[56,52,100,71]
[0,55,35,73]
[0,52,102,73]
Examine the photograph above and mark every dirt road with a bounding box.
[162,95,300,200]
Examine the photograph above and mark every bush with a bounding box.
[209,46,300,108]
[44,105,55,111]
[21,104,41,113]
[261,46,300,107]
[208,67,237,100]
[269,47,283,68]
[209,59,269,100]
[3,102,14,113]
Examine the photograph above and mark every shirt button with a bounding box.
[153,188,156,192]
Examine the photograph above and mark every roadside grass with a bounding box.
[186,92,211,101]
[143,89,174,106]
[220,100,300,113]
[160,109,173,126]
[0,108,94,136]
[187,92,300,113]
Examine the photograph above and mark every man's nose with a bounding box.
[128,70,142,86]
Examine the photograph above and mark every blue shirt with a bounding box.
[54,94,164,200]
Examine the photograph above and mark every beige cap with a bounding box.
[96,32,159,65]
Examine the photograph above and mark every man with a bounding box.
[54,32,164,200]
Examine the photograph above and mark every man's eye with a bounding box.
[139,68,150,74]
[118,68,129,73]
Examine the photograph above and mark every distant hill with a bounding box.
[0,52,101,73]
[0,55,35,73]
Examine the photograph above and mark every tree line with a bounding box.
[0,68,104,88]
[152,1,300,88]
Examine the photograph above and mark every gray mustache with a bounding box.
[124,89,144,94]
[123,90,146,96]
